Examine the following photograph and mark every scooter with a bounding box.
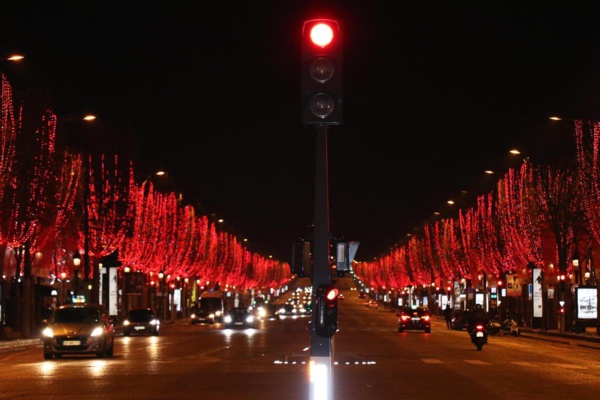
[488,317,520,336]
[470,323,488,351]
[501,317,520,336]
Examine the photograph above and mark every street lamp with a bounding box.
[123,266,131,316]
[573,250,581,284]
[158,271,165,320]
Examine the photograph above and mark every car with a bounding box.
[122,308,160,336]
[451,310,471,330]
[397,306,431,333]
[41,303,115,359]
[277,303,298,317]
[358,291,366,299]
[253,303,280,320]
[365,300,379,309]
[223,307,255,329]
[338,293,345,300]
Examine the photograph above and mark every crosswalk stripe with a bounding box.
[464,360,491,365]
[511,361,539,367]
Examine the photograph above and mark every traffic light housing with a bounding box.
[315,284,339,337]
[301,19,343,125]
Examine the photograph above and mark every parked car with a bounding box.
[397,306,431,333]
[122,308,160,336]
[41,303,115,359]
[224,307,256,329]
[451,310,471,330]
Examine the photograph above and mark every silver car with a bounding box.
[42,303,115,359]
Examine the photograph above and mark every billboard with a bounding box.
[576,287,597,320]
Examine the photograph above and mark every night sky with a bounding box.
[3,1,600,264]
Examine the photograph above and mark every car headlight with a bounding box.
[123,320,131,326]
[209,313,215,319]
[42,327,54,338]
[215,311,222,317]
[258,308,266,318]
[224,315,232,323]
[150,319,160,325]
[90,327,104,337]
[246,316,254,323]
[191,313,197,318]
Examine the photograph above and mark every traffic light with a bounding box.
[301,19,343,125]
[315,284,339,337]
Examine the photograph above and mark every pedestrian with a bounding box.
[444,304,452,329]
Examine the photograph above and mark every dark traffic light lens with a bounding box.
[309,57,334,83]
[309,93,335,118]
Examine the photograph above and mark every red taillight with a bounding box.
[421,315,430,322]
[475,324,485,331]
[400,315,410,322]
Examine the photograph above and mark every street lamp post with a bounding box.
[123,266,131,317]
[60,272,67,306]
[73,252,81,300]
[158,271,165,320]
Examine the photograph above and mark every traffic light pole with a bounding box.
[310,123,333,400]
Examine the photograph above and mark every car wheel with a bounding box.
[97,341,108,358]
[425,328,431,333]
[106,344,114,358]
[43,352,53,360]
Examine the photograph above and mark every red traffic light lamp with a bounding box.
[301,19,343,125]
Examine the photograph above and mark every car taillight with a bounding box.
[475,324,485,331]
[421,315,430,322]
[401,315,410,322]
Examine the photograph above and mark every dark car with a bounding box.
[397,306,431,333]
[277,303,298,317]
[451,310,471,330]
[123,308,160,336]
[41,303,115,359]
[224,308,256,329]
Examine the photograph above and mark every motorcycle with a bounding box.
[469,323,488,351]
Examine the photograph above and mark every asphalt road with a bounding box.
[1,283,599,400]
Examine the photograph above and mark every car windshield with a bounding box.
[53,307,100,323]
[128,309,154,321]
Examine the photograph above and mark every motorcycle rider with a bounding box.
[468,304,488,333]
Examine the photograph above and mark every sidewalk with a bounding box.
[519,326,600,350]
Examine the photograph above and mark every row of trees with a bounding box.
[355,119,600,332]
[0,73,291,338]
